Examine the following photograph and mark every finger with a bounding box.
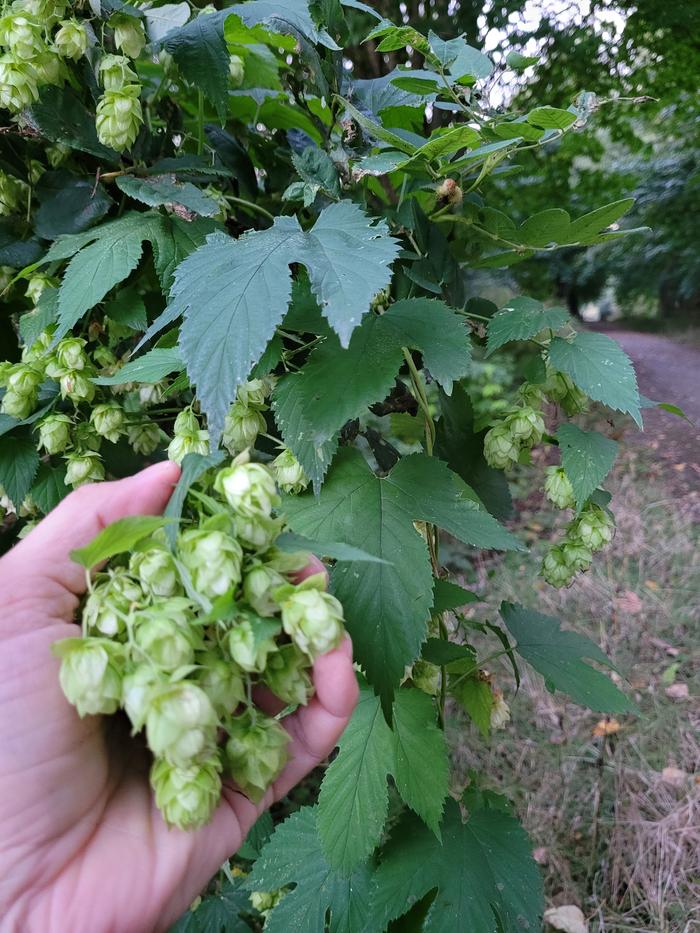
[1,461,180,597]
[252,684,286,717]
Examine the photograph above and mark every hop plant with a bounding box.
[98,53,138,91]
[0,56,39,111]
[271,447,309,494]
[544,370,588,415]
[54,457,347,829]
[54,18,88,60]
[0,171,28,216]
[544,466,576,510]
[570,503,614,552]
[168,407,209,464]
[96,84,143,151]
[111,14,146,59]
[541,545,576,588]
[65,450,105,487]
[0,11,44,59]
[90,402,126,443]
[128,421,161,456]
[228,53,245,86]
[24,273,56,304]
[222,400,266,454]
[504,406,545,445]
[483,423,520,470]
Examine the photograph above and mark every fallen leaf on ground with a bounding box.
[615,590,643,614]
[665,683,689,700]
[660,767,688,787]
[648,637,680,657]
[644,580,659,591]
[592,718,621,737]
[544,904,588,933]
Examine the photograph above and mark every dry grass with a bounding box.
[443,446,699,932]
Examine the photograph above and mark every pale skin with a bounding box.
[0,461,358,933]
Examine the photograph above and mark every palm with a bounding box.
[0,464,357,932]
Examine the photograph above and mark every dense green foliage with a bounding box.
[0,0,664,929]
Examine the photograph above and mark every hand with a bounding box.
[0,462,358,932]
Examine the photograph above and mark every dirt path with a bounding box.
[600,328,700,495]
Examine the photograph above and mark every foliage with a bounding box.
[0,1,652,929]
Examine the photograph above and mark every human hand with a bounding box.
[0,461,358,932]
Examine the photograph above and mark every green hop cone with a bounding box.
[98,53,138,91]
[560,537,593,572]
[262,643,313,706]
[504,406,545,446]
[65,450,104,487]
[242,562,286,616]
[410,658,440,696]
[228,53,244,87]
[235,511,282,552]
[24,273,56,304]
[32,48,65,87]
[545,370,588,415]
[128,421,161,456]
[195,651,246,717]
[271,447,309,495]
[54,637,124,717]
[237,378,270,409]
[178,528,243,598]
[214,461,279,518]
[483,423,520,470]
[544,466,576,510]
[151,756,222,830]
[0,12,44,59]
[224,711,289,803]
[6,362,43,397]
[249,890,285,915]
[133,599,201,670]
[54,18,88,59]
[280,587,344,660]
[0,171,28,216]
[222,401,266,455]
[130,546,182,597]
[90,402,126,443]
[0,55,40,112]
[122,663,167,731]
[167,430,210,465]
[226,617,278,674]
[59,370,96,403]
[51,337,89,372]
[1,388,36,418]
[111,14,146,59]
[96,84,143,151]
[93,346,117,370]
[571,504,614,552]
[146,681,218,766]
[73,421,102,453]
[541,545,577,588]
[83,569,144,637]
[173,408,199,435]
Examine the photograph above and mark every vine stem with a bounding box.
[448,648,512,691]
[224,195,275,224]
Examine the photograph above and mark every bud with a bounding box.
[96,85,144,151]
[222,401,266,454]
[436,177,463,207]
[73,421,102,452]
[280,588,344,660]
[410,658,440,696]
[1,388,36,418]
[490,688,511,731]
[504,406,545,446]
[0,12,44,59]
[262,644,313,706]
[571,504,614,552]
[271,447,309,495]
[59,370,96,403]
[37,413,72,454]
[139,383,162,406]
[242,562,286,616]
[151,757,222,830]
[228,53,245,87]
[195,651,246,717]
[226,617,278,673]
[83,569,143,637]
[122,663,166,731]
[32,49,65,87]
[24,273,56,304]
[54,18,88,60]
[0,171,27,216]
[236,378,269,409]
[146,681,218,766]
[54,637,124,717]
[483,423,520,470]
[544,370,588,415]
[173,408,200,436]
[133,600,200,670]
[544,466,576,510]
[6,362,43,396]
[128,421,162,456]
[65,451,105,487]
[53,337,89,372]
[214,461,279,518]
[0,56,40,112]
[167,430,210,465]
[541,545,576,588]
[178,528,243,598]
[111,14,146,59]
[234,511,282,552]
[130,546,182,598]
[224,711,289,802]
[560,537,593,572]
[90,402,126,443]
[98,53,138,91]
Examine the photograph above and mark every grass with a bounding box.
[442,441,699,932]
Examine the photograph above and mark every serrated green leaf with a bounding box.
[245,807,379,933]
[29,463,69,514]
[19,288,58,349]
[237,810,274,860]
[567,198,634,241]
[149,214,219,291]
[428,31,492,81]
[276,531,387,563]
[371,799,543,932]
[93,348,185,385]
[317,683,448,874]
[272,378,339,494]
[144,2,190,43]
[0,433,40,507]
[34,171,114,239]
[549,332,641,426]
[500,602,635,712]
[116,175,220,217]
[163,450,227,546]
[164,11,230,120]
[519,208,572,247]
[408,125,481,163]
[486,297,570,355]
[291,147,340,198]
[70,515,174,569]
[451,675,492,737]
[26,86,117,160]
[170,875,252,932]
[432,578,478,612]
[104,290,147,332]
[341,97,419,155]
[556,424,618,510]
[527,106,577,130]
[422,638,476,666]
[284,450,520,709]
[353,70,430,116]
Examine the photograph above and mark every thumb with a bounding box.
[1,461,180,596]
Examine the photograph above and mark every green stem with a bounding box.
[224,195,275,224]
[196,90,204,155]
[449,648,511,691]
